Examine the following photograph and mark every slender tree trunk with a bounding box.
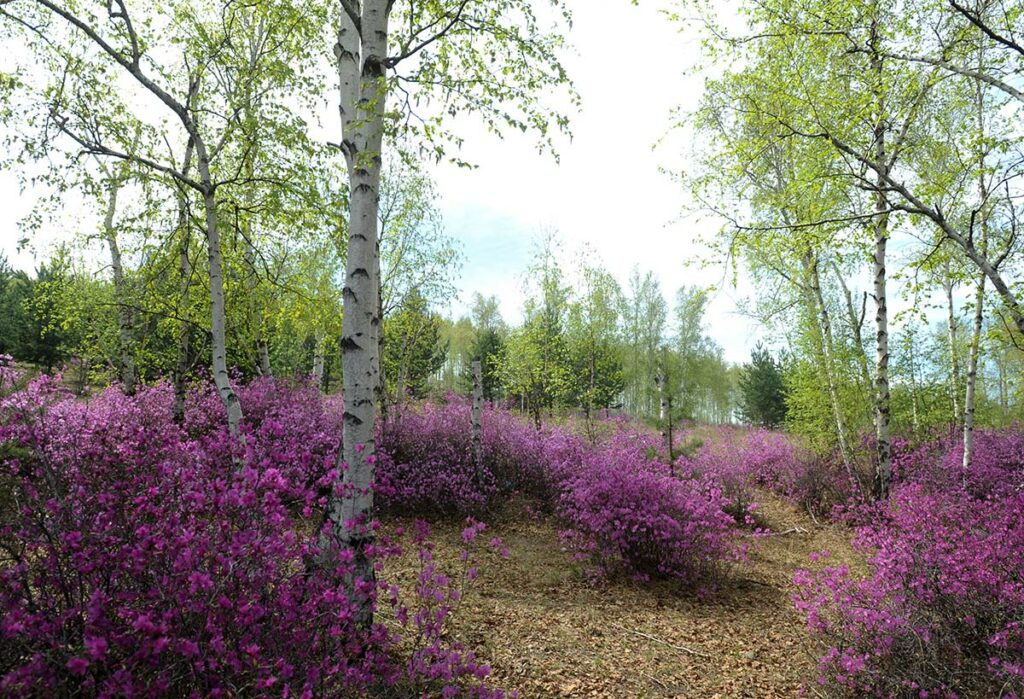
[321,2,389,626]
[172,141,195,424]
[395,367,406,409]
[103,177,136,395]
[963,273,985,471]
[964,72,990,473]
[258,343,271,376]
[872,204,892,498]
[944,277,962,425]
[312,333,326,387]
[472,357,484,483]
[173,234,192,423]
[195,137,243,438]
[242,236,271,376]
[655,363,674,461]
[656,370,667,435]
[869,21,892,499]
[832,263,872,395]
[806,254,855,473]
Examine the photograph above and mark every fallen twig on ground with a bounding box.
[614,625,712,659]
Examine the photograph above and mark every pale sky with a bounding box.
[428,2,765,363]
[0,1,768,364]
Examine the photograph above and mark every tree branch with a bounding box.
[949,0,1024,58]
[386,0,472,68]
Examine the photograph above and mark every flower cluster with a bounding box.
[892,428,1024,499]
[558,438,737,585]
[681,425,864,520]
[794,483,1024,697]
[386,519,509,698]
[381,400,742,585]
[377,400,498,514]
[0,378,505,697]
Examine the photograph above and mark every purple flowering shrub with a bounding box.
[679,427,755,522]
[182,376,344,502]
[377,400,499,514]
[893,428,1024,499]
[378,396,589,514]
[0,380,385,696]
[385,519,510,697]
[558,436,737,584]
[687,425,869,520]
[794,484,1024,697]
[380,400,740,586]
[483,412,585,506]
[0,379,508,697]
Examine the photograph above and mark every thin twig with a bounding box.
[776,526,809,535]
[639,669,670,690]
[619,627,711,659]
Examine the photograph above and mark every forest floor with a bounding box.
[386,492,864,698]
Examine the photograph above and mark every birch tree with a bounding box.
[0,0,323,437]
[94,164,137,393]
[686,0,946,496]
[621,269,667,419]
[689,66,864,471]
[321,0,573,619]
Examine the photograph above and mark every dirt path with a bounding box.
[390,492,861,698]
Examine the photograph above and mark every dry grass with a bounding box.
[385,492,863,698]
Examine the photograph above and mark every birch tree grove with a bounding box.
[0,0,324,437]
[687,0,1024,492]
[320,0,574,619]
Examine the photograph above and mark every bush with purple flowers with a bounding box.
[379,399,743,586]
[892,428,1024,499]
[558,442,737,584]
[377,399,499,514]
[794,483,1024,697]
[377,396,586,514]
[0,378,509,697]
[681,425,864,520]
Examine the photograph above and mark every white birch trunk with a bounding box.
[833,264,872,396]
[173,232,191,423]
[963,273,985,471]
[872,206,892,498]
[964,73,989,473]
[320,0,389,625]
[944,278,962,425]
[195,137,244,438]
[103,178,136,395]
[657,372,667,426]
[258,343,272,377]
[807,255,855,474]
[870,24,892,499]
